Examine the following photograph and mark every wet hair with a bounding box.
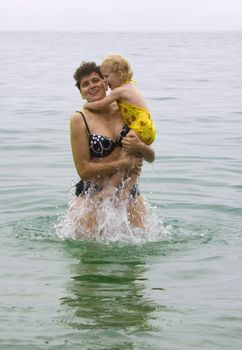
[73,61,103,90]
[101,54,133,82]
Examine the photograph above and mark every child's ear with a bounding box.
[118,71,123,79]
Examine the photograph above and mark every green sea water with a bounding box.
[0,32,242,349]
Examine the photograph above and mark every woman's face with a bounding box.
[101,68,122,90]
[79,72,107,102]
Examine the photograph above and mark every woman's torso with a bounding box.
[83,105,124,141]
[80,106,128,185]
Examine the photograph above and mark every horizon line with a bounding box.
[1,29,242,33]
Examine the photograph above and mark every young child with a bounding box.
[84,54,156,200]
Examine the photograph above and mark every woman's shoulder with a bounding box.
[70,110,87,130]
[70,110,80,119]
[71,109,90,122]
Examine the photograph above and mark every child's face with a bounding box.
[101,68,122,90]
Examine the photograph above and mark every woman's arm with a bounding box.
[70,113,137,180]
[121,130,155,163]
[84,88,121,111]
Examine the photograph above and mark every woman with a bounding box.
[68,61,155,238]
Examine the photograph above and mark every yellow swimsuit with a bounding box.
[117,101,156,145]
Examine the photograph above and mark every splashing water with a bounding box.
[55,195,168,243]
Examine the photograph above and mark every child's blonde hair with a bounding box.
[101,54,133,82]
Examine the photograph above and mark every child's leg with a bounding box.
[117,158,140,201]
[95,148,130,201]
[117,130,144,200]
[95,148,140,202]
[111,128,143,198]
[111,150,134,200]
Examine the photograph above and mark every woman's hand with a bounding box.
[121,130,143,155]
[122,130,155,163]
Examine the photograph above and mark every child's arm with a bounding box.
[84,89,121,111]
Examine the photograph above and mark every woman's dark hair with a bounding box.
[73,61,103,90]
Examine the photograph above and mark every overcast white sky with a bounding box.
[1,0,242,32]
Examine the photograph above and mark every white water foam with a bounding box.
[55,195,169,243]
